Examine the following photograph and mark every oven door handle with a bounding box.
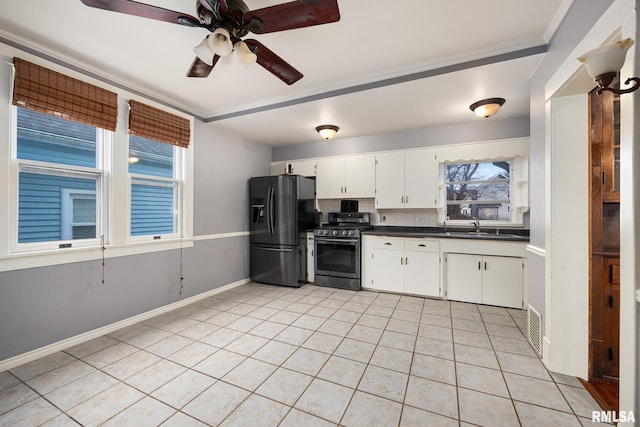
[253,246,294,252]
[315,238,359,245]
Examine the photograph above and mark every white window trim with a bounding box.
[437,138,529,228]
[443,159,515,225]
[10,124,108,253]
[0,58,194,273]
[128,170,182,242]
[61,188,97,241]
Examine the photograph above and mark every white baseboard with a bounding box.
[542,336,552,368]
[0,278,250,373]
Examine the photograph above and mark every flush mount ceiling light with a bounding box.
[469,98,506,118]
[578,38,640,95]
[315,125,339,140]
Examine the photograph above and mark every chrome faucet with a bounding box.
[472,217,481,233]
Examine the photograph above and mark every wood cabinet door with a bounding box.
[481,255,523,309]
[445,253,482,303]
[404,149,438,208]
[306,233,314,282]
[375,152,405,209]
[316,158,344,198]
[405,250,440,297]
[289,160,317,177]
[370,241,404,293]
[344,155,375,198]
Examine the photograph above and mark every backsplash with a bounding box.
[316,198,529,229]
[316,198,438,227]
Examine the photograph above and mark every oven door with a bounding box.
[314,237,360,279]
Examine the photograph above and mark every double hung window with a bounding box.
[15,108,107,249]
[5,58,192,265]
[128,135,181,239]
[445,160,512,222]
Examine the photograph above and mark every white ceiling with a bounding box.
[0,0,571,147]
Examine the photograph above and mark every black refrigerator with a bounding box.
[250,175,316,287]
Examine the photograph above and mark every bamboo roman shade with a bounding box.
[12,58,118,131]
[128,100,190,148]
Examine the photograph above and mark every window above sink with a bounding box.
[439,152,529,227]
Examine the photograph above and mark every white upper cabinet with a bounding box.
[271,162,287,176]
[316,155,375,199]
[316,157,343,198]
[375,149,438,209]
[405,150,437,208]
[287,159,317,177]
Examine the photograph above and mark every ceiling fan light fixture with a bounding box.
[315,124,339,140]
[234,41,257,66]
[209,27,233,57]
[469,97,505,118]
[193,35,215,65]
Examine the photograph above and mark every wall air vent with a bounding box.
[528,304,542,356]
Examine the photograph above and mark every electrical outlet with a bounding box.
[416,216,425,224]
[380,214,386,222]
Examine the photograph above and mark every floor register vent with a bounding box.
[528,304,542,356]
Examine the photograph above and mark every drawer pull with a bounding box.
[384,242,392,246]
[418,244,426,247]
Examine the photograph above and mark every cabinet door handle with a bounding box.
[405,257,409,265]
[478,261,481,270]
[401,196,404,204]
[406,195,409,204]
[401,257,404,265]
[344,186,347,194]
[484,262,487,270]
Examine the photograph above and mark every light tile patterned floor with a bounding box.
[0,283,607,426]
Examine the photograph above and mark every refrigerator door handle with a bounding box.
[268,187,276,234]
[253,246,294,252]
[266,187,273,234]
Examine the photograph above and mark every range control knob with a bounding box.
[342,230,348,236]
[348,230,354,236]
[332,230,338,236]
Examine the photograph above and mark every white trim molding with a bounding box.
[526,244,546,258]
[193,231,250,241]
[0,278,249,373]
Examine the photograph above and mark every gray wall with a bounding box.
[526,0,614,314]
[272,116,529,161]
[0,120,271,360]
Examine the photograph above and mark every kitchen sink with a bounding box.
[443,231,491,236]
[440,231,528,240]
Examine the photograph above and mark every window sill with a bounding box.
[0,238,194,273]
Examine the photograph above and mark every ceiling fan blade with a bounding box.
[186,56,220,78]
[245,39,303,85]
[80,0,199,26]
[243,0,340,34]
[198,0,228,14]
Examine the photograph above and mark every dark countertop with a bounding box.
[363,226,530,242]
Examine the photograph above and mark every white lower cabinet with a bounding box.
[306,232,314,282]
[362,236,440,297]
[445,253,524,308]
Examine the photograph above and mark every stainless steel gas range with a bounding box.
[313,212,371,291]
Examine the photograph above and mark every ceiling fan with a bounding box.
[80,0,340,85]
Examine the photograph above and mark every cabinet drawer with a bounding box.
[371,237,403,250]
[405,239,439,252]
